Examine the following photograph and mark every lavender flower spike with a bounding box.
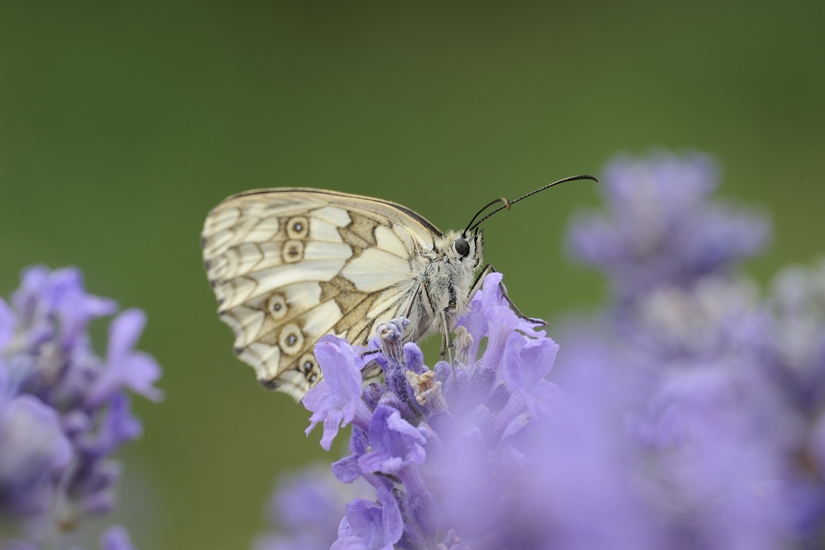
[301,272,570,549]
[567,151,769,300]
[0,266,161,548]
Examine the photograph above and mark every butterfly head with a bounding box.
[444,229,484,269]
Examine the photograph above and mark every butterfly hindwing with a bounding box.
[202,188,443,399]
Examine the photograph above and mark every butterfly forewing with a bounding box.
[202,188,443,399]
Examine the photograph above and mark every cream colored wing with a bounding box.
[202,188,442,399]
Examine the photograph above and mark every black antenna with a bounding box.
[467,174,598,233]
[463,197,510,236]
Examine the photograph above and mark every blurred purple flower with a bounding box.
[567,152,769,302]
[553,150,821,547]
[253,465,372,550]
[99,525,137,550]
[0,266,160,548]
[87,309,163,406]
[0,391,71,518]
[0,299,15,351]
[10,266,117,354]
[763,259,825,539]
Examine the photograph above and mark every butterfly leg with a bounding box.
[467,264,493,301]
[439,309,454,364]
[408,283,436,323]
[412,283,453,363]
[468,264,547,327]
[408,281,455,364]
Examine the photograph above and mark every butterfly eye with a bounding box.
[455,237,470,258]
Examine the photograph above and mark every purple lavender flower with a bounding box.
[4,525,140,550]
[87,309,163,406]
[546,308,795,549]
[0,382,72,518]
[768,259,825,410]
[331,486,403,550]
[0,266,160,548]
[253,465,372,550]
[555,151,822,547]
[99,526,137,550]
[304,335,373,451]
[567,151,769,302]
[300,272,562,549]
[764,259,825,538]
[357,405,428,475]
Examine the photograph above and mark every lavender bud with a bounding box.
[377,318,410,368]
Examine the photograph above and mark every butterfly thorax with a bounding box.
[404,230,484,343]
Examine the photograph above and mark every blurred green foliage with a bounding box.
[0,1,823,548]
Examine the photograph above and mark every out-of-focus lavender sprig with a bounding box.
[0,525,136,550]
[567,151,769,304]
[763,259,825,541]
[560,151,825,547]
[252,465,372,550]
[0,266,161,548]
[768,259,825,413]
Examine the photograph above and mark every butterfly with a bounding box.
[201,175,596,400]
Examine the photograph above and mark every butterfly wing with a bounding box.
[202,188,443,399]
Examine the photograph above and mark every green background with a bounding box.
[1,1,823,548]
